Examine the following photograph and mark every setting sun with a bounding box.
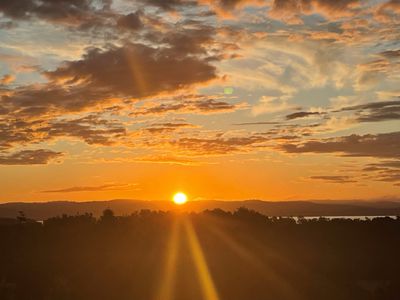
[173,192,188,205]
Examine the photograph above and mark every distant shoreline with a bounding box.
[1,199,400,220]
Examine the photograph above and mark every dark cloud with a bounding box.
[160,26,216,58]
[379,49,400,59]
[1,85,113,118]
[136,0,196,11]
[310,175,357,183]
[280,131,400,159]
[0,0,110,27]
[40,183,136,193]
[0,34,223,156]
[40,115,127,145]
[0,115,126,152]
[0,149,63,165]
[117,11,143,30]
[340,100,400,122]
[363,160,400,184]
[0,119,40,150]
[286,111,322,120]
[2,41,218,119]
[257,123,321,138]
[195,99,239,111]
[208,0,260,10]
[233,121,279,126]
[134,0,262,13]
[366,161,400,170]
[143,122,197,134]
[46,42,217,99]
[275,135,299,140]
[374,170,400,183]
[132,98,243,116]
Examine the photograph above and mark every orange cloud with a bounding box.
[0,149,63,165]
[268,0,361,23]
[0,74,15,85]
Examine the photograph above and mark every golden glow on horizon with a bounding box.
[173,192,188,205]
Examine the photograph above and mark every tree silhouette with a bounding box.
[100,208,115,223]
[16,211,27,224]
[0,209,399,300]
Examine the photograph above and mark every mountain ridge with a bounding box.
[1,199,400,220]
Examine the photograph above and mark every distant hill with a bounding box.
[1,199,400,220]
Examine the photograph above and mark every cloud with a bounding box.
[0,114,126,152]
[160,26,216,57]
[354,51,400,90]
[374,0,400,23]
[0,119,35,150]
[132,97,246,116]
[200,0,264,15]
[2,41,218,119]
[363,160,400,185]
[117,11,143,31]
[136,0,263,15]
[171,134,267,155]
[286,111,322,120]
[40,183,137,193]
[252,95,296,116]
[233,121,279,126]
[280,131,400,159]
[0,74,15,85]
[46,42,218,99]
[137,0,196,11]
[134,154,200,165]
[143,122,198,134]
[309,175,357,183]
[40,115,127,145]
[379,50,400,59]
[268,0,361,23]
[0,0,111,27]
[0,149,63,165]
[1,84,116,119]
[339,100,400,122]
[135,0,369,24]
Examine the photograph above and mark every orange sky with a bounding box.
[0,0,399,202]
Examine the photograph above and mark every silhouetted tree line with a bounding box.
[0,207,399,300]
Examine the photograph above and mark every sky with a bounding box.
[0,0,399,202]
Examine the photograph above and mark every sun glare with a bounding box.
[173,192,188,205]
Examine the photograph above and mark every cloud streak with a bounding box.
[41,183,137,193]
[280,132,400,159]
[310,175,357,183]
[0,149,63,165]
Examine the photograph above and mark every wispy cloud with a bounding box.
[40,183,138,193]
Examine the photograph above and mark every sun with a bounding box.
[173,192,188,205]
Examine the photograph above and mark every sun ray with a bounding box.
[153,219,181,300]
[202,219,298,299]
[183,218,220,300]
[123,46,149,97]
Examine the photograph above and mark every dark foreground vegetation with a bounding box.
[1,208,400,300]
